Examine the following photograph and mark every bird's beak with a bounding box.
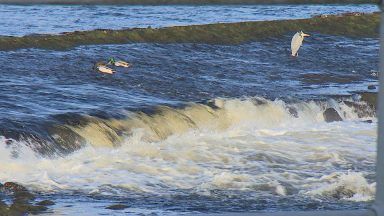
[303,33,310,37]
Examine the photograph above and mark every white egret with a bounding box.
[291,31,310,57]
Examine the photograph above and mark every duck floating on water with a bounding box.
[108,57,131,68]
[94,61,115,74]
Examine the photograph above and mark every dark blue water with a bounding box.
[0,4,378,36]
[0,4,379,216]
[0,35,377,121]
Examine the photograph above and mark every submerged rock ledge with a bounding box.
[0,12,379,51]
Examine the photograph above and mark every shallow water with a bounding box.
[0,33,378,214]
[0,3,380,215]
[0,4,378,36]
[0,35,378,120]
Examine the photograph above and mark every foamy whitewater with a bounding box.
[0,6,379,213]
[0,98,376,214]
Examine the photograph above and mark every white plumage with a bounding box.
[291,31,310,57]
[94,62,115,74]
[97,65,115,74]
[108,58,131,68]
[113,60,130,68]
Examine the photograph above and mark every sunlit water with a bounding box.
[0,3,379,215]
[0,4,378,36]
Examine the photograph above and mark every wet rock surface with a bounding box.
[343,100,375,118]
[2,182,27,193]
[360,92,377,109]
[106,204,129,210]
[37,200,55,206]
[323,108,343,122]
[0,182,53,215]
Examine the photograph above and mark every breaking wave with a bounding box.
[0,96,376,209]
[306,172,375,202]
[2,96,375,156]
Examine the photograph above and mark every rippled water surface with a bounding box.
[0,35,378,120]
[0,3,380,216]
[0,4,378,36]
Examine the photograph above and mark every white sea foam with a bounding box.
[0,98,376,203]
[305,172,375,202]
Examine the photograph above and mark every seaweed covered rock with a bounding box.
[0,12,379,51]
[9,203,48,215]
[360,92,377,110]
[0,182,51,215]
[1,182,28,193]
[0,182,35,203]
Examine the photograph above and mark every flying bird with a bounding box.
[291,31,310,57]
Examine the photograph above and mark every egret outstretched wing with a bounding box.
[291,32,303,56]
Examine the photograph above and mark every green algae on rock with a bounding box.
[360,92,377,109]
[0,182,50,215]
[0,12,379,51]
